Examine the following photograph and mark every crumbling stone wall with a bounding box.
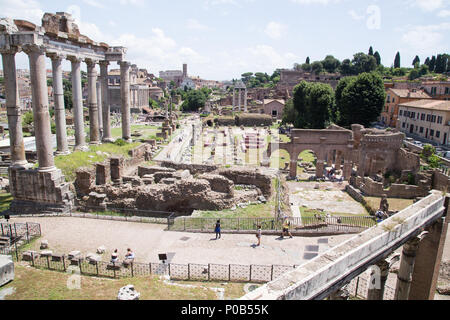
[198,174,234,195]
[74,167,95,197]
[433,170,450,192]
[218,168,273,197]
[359,177,429,199]
[160,161,218,175]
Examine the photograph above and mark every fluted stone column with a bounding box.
[232,89,236,111]
[395,233,427,300]
[86,59,100,144]
[99,61,113,142]
[48,54,69,155]
[120,61,131,142]
[25,45,55,171]
[1,48,28,167]
[238,89,241,112]
[68,56,87,150]
[96,80,103,139]
[244,88,247,112]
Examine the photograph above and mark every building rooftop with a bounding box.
[263,99,285,105]
[398,99,450,112]
[389,88,431,99]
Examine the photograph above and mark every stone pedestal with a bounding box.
[110,157,124,183]
[8,166,74,214]
[316,160,324,178]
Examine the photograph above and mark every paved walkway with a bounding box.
[6,216,352,267]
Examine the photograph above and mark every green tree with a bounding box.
[281,99,298,126]
[394,52,401,68]
[334,76,355,124]
[424,57,430,66]
[311,61,324,75]
[429,56,436,72]
[301,63,312,72]
[292,81,334,129]
[408,69,420,80]
[322,55,341,73]
[419,64,429,77]
[368,46,374,56]
[412,55,420,67]
[339,59,353,76]
[241,72,254,83]
[374,51,381,66]
[352,53,377,74]
[181,89,208,112]
[22,110,34,127]
[336,72,386,127]
[306,56,310,64]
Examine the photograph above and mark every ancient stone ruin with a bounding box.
[75,160,273,214]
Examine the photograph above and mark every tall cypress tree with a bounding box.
[394,52,401,68]
[435,54,444,73]
[306,56,310,65]
[368,46,374,56]
[412,55,420,67]
[374,51,381,65]
[424,57,430,66]
[430,56,436,72]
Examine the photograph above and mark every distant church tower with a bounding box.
[183,63,187,78]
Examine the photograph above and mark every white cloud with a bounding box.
[264,21,287,39]
[437,9,450,17]
[401,22,450,54]
[290,0,340,5]
[118,0,146,7]
[0,0,44,25]
[414,0,444,11]
[348,9,365,21]
[186,19,209,31]
[82,0,104,8]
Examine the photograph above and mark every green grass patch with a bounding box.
[55,142,141,181]
[3,264,245,300]
[0,190,13,211]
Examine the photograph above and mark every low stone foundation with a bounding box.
[7,166,74,215]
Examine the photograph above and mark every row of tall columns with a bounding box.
[1,47,132,170]
[231,88,247,112]
[1,48,28,168]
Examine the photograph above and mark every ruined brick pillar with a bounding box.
[335,152,342,171]
[343,160,352,180]
[110,157,123,183]
[289,159,297,178]
[316,160,324,178]
[96,162,110,185]
[408,198,449,300]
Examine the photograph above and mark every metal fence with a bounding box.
[167,215,376,234]
[346,274,396,300]
[23,252,299,283]
[0,222,41,260]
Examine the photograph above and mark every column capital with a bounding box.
[22,44,46,56]
[99,60,110,67]
[85,58,99,67]
[0,45,20,55]
[119,60,131,68]
[67,55,82,64]
[46,52,65,61]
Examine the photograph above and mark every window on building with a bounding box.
[402,122,406,128]
[387,95,390,103]
[438,116,443,124]
[445,87,449,95]
[430,129,434,136]
[426,114,431,121]
[420,127,424,133]
[392,98,395,103]
[399,110,403,116]
[431,115,436,123]
[411,112,415,118]
[421,113,425,121]
[417,113,420,119]
[272,110,277,117]
[436,131,440,138]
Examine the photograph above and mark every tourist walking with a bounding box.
[280,217,293,239]
[256,225,262,246]
[214,219,221,239]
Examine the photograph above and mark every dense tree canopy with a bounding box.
[335,72,386,127]
[181,89,210,112]
[291,81,334,129]
[322,55,341,73]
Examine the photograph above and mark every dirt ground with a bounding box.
[8,216,353,267]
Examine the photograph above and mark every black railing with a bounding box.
[24,252,299,283]
[0,222,41,260]
[168,215,376,233]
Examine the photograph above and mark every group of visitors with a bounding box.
[110,248,135,264]
[213,217,294,246]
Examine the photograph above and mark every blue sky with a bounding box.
[1,0,450,80]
